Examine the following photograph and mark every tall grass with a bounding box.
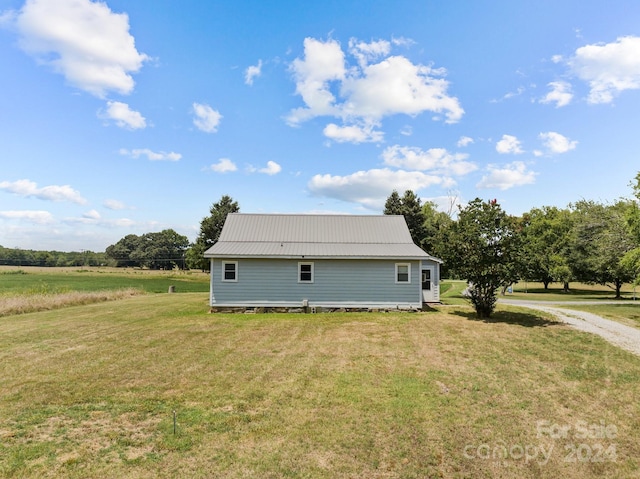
[0,288,143,317]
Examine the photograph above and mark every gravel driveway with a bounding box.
[501,299,640,357]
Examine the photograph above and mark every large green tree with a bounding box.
[446,199,521,318]
[567,200,636,298]
[188,195,240,270]
[520,206,574,290]
[106,229,189,270]
[383,190,427,247]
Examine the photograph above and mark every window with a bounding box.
[396,263,411,283]
[222,261,237,282]
[298,262,314,283]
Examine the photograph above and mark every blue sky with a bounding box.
[1,0,640,252]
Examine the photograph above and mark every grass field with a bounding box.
[1,268,640,477]
[0,266,210,295]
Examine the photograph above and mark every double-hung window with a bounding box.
[298,262,314,283]
[395,263,411,283]
[222,261,238,282]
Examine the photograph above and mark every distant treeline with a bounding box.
[0,246,109,268]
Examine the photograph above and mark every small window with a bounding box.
[222,261,237,282]
[298,262,314,283]
[396,263,410,283]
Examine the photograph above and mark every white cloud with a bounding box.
[496,134,524,154]
[103,199,128,210]
[259,161,281,175]
[340,55,463,123]
[119,148,181,161]
[457,136,474,147]
[323,123,384,143]
[477,161,537,190]
[539,131,577,154]
[83,209,101,219]
[245,60,262,85]
[100,100,146,129]
[0,210,54,224]
[287,36,463,131]
[0,179,87,204]
[287,37,346,124]
[348,38,391,67]
[308,168,445,210]
[192,102,222,133]
[540,81,573,108]
[568,36,640,104]
[246,161,282,175]
[381,145,477,176]
[8,0,148,98]
[400,125,413,136]
[208,158,237,173]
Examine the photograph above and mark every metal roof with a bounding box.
[204,214,440,260]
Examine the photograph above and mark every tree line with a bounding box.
[384,173,640,317]
[0,246,107,267]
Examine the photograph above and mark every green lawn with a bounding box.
[0,292,639,478]
[0,267,209,295]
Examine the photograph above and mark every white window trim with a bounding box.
[222,261,238,282]
[395,263,411,284]
[298,262,314,283]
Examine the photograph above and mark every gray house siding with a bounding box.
[210,258,423,309]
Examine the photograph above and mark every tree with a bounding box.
[421,200,452,272]
[383,190,427,246]
[622,172,640,285]
[189,195,240,270]
[567,200,636,298]
[105,234,142,267]
[106,229,189,270]
[520,206,574,290]
[446,198,521,318]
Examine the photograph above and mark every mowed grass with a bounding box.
[1,294,639,478]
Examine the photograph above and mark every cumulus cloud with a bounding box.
[83,209,101,219]
[348,37,391,67]
[477,161,537,190]
[457,136,474,147]
[100,100,146,129]
[192,102,222,133]
[119,148,181,161]
[540,81,573,107]
[7,0,148,98]
[287,37,463,143]
[247,161,282,175]
[258,161,281,175]
[323,123,384,143]
[496,134,524,154]
[381,145,477,176]
[0,210,54,224]
[0,179,87,204]
[245,60,262,85]
[539,131,577,154]
[308,168,446,210]
[208,158,237,173]
[568,36,640,104]
[103,199,128,210]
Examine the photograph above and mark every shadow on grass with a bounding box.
[450,308,560,328]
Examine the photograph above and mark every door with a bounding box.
[421,267,433,302]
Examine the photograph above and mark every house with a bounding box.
[203,213,442,312]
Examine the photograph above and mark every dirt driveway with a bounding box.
[501,299,640,357]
